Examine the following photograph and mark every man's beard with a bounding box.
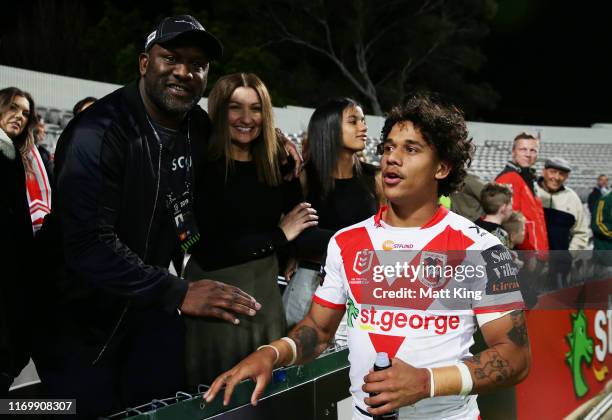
[143,75,202,117]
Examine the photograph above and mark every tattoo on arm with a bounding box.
[465,349,514,384]
[507,310,529,347]
[291,325,319,360]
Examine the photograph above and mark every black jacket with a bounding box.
[43,81,210,361]
[0,129,34,391]
[588,187,605,214]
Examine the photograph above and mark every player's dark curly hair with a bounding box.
[379,95,474,197]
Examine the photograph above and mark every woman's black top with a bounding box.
[296,162,378,261]
[190,159,302,271]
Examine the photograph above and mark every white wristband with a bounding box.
[425,367,435,398]
[456,362,473,396]
[281,337,298,366]
[257,344,280,365]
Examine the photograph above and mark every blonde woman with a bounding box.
[184,73,317,386]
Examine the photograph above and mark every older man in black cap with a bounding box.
[35,15,299,418]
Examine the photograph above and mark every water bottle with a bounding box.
[371,352,399,420]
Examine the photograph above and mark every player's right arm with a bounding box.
[204,302,344,406]
[205,235,348,406]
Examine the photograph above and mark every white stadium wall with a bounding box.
[3,64,612,144]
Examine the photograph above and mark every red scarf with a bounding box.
[25,145,52,233]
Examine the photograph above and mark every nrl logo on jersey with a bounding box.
[417,251,447,288]
[353,249,375,275]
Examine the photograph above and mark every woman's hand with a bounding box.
[279,202,318,241]
[284,257,298,282]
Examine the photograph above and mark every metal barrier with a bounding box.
[103,347,351,420]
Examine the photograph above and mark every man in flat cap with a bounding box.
[35,15,300,418]
[535,157,588,288]
[536,157,588,251]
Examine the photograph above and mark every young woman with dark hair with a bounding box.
[282,97,381,337]
[184,73,317,386]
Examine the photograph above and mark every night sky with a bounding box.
[482,0,612,127]
[2,0,611,127]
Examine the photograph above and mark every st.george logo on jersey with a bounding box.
[353,249,375,275]
[417,251,448,288]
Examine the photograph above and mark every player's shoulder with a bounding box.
[333,216,375,237]
[446,210,503,250]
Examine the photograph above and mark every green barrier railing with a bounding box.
[104,347,351,419]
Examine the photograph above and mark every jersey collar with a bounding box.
[374,205,449,229]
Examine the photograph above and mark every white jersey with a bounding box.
[313,206,524,419]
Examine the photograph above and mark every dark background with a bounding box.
[1,0,610,127]
[481,0,612,126]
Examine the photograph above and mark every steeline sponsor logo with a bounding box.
[382,240,414,251]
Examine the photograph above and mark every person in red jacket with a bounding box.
[495,132,549,254]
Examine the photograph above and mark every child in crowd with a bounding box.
[503,211,527,270]
[474,182,513,248]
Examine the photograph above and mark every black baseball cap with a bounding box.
[144,15,223,60]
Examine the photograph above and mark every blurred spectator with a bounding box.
[0,87,38,395]
[503,211,526,249]
[535,157,588,250]
[474,182,513,248]
[34,114,53,185]
[438,195,451,209]
[588,174,609,214]
[72,96,97,115]
[496,132,549,254]
[184,73,312,386]
[592,191,612,266]
[451,172,485,221]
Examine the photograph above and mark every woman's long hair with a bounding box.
[207,73,281,186]
[0,87,37,172]
[306,97,363,199]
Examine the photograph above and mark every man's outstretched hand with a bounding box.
[276,128,303,179]
[180,279,261,324]
[204,347,277,406]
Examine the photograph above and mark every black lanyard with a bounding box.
[146,115,200,252]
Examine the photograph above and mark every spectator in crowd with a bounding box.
[72,96,97,115]
[588,174,609,214]
[204,95,530,419]
[591,191,612,268]
[503,211,526,250]
[535,157,588,251]
[34,114,53,185]
[496,132,549,254]
[183,73,315,387]
[33,16,290,418]
[535,157,587,289]
[474,182,513,248]
[451,172,486,221]
[0,87,39,395]
[282,97,380,339]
